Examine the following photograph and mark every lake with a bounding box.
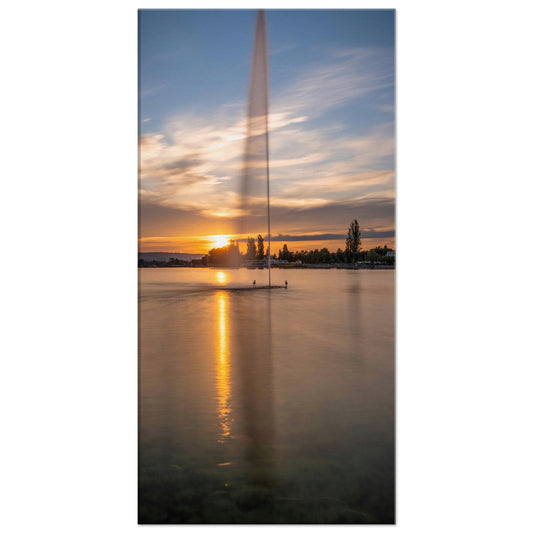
[139,267,395,524]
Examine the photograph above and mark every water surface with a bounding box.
[139,267,394,523]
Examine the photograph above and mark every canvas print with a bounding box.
[139,9,395,524]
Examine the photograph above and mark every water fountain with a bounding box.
[239,10,277,289]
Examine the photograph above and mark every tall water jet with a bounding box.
[239,9,271,287]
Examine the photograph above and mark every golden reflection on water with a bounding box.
[216,291,232,442]
[215,271,227,284]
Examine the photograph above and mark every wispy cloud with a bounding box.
[139,46,395,247]
[274,47,394,118]
[270,42,299,56]
[140,84,165,98]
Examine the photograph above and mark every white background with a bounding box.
[1,1,532,531]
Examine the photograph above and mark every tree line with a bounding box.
[276,243,394,265]
[201,219,395,266]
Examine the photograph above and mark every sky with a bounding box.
[139,9,395,254]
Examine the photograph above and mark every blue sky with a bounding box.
[139,9,395,253]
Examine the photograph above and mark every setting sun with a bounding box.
[210,234,232,249]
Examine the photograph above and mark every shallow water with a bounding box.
[139,267,395,523]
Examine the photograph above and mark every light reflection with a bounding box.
[215,271,227,285]
[216,291,232,442]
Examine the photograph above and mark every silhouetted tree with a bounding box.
[373,245,390,256]
[319,247,331,263]
[344,248,353,264]
[245,237,257,260]
[366,249,379,266]
[257,234,265,260]
[280,243,294,262]
[297,249,308,263]
[346,219,361,264]
[207,241,243,266]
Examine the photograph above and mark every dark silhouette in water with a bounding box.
[234,291,275,491]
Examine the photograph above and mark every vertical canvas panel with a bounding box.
[139,9,395,524]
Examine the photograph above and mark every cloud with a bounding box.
[273,47,394,119]
[139,46,395,248]
[271,229,395,242]
[270,42,298,56]
[140,84,165,98]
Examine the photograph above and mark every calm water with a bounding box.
[139,267,395,524]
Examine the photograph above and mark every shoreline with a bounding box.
[138,264,394,270]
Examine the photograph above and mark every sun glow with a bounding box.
[210,234,232,249]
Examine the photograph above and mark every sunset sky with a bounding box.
[139,9,395,254]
